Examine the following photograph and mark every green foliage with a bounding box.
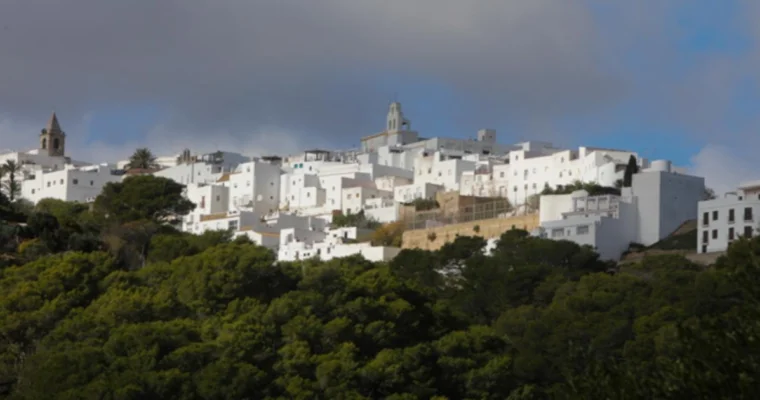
[404,198,439,211]
[332,209,381,229]
[126,147,159,170]
[623,154,639,188]
[1,161,21,202]
[541,180,621,196]
[1,188,760,398]
[371,221,404,247]
[649,228,698,251]
[93,175,195,223]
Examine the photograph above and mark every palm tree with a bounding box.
[126,148,159,170]
[2,160,20,201]
[0,167,6,205]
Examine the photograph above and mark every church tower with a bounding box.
[40,112,66,157]
[386,102,411,133]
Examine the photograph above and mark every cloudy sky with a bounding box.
[0,0,758,194]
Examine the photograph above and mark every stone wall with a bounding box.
[401,213,540,251]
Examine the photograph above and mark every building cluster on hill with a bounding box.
[1,104,750,261]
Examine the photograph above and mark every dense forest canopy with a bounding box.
[0,174,758,399]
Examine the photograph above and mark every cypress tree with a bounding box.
[623,155,638,187]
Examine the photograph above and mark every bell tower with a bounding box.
[40,112,66,157]
[386,102,411,133]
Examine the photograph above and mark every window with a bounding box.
[31,189,35,194]
[576,225,589,235]
[702,230,708,243]
[270,182,274,186]
[90,180,94,186]
[712,229,718,239]
[72,179,78,185]
[53,138,60,150]
[551,228,564,238]
[729,209,735,223]
[47,182,50,187]
[216,195,220,202]
[744,226,754,238]
[60,179,64,184]
[702,212,709,226]
[500,172,504,178]
[729,227,735,240]
[228,220,238,231]
[712,210,718,221]
[701,245,707,254]
[745,207,753,221]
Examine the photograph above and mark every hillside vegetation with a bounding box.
[0,176,759,399]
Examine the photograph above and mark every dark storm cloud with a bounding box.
[0,0,626,145]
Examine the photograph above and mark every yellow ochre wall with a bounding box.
[401,214,539,251]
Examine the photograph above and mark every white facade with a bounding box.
[394,182,444,203]
[21,164,122,203]
[163,101,698,264]
[537,166,705,260]
[459,144,648,207]
[538,191,638,260]
[697,180,760,254]
[278,226,400,262]
[224,160,282,213]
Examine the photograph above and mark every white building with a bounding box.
[278,226,401,262]
[536,162,705,260]
[222,159,282,214]
[358,103,512,167]
[169,101,702,265]
[21,163,122,204]
[697,180,760,254]
[0,113,102,202]
[459,143,649,207]
[153,151,250,186]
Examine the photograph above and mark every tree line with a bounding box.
[0,173,758,398]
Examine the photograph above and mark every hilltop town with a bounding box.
[0,103,752,264]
